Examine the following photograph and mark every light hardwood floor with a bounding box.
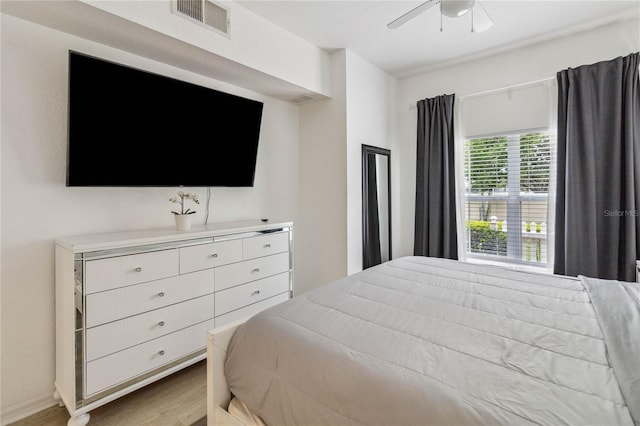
[9,360,206,426]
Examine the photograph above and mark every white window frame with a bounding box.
[462,128,553,270]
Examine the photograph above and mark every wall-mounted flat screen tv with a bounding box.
[66,51,263,187]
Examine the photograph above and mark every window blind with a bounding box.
[458,80,556,267]
[464,132,553,264]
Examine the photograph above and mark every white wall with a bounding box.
[344,51,397,275]
[6,5,635,423]
[295,49,398,292]
[0,14,300,422]
[84,0,331,97]
[395,17,640,258]
[296,51,348,295]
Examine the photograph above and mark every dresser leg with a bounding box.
[53,389,64,407]
[67,413,90,426]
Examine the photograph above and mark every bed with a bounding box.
[207,256,640,425]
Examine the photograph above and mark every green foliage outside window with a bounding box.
[465,137,508,193]
[467,221,507,256]
[465,132,550,194]
[467,221,543,261]
[520,133,551,193]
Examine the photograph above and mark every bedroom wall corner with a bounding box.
[344,51,398,276]
[296,49,398,293]
[83,0,331,98]
[297,50,348,295]
[0,13,301,423]
[394,16,640,259]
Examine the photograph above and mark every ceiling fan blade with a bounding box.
[471,1,493,32]
[387,0,438,29]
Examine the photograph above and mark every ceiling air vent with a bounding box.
[289,94,316,105]
[174,0,230,36]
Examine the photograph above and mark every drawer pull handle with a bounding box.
[251,268,260,273]
[158,292,165,297]
[159,350,165,356]
[211,253,218,258]
[134,267,142,272]
[252,290,261,296]
[159,321,165,327]
[264,244,272,248]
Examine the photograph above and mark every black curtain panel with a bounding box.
[554,53,640,281]
[414,94,458,260]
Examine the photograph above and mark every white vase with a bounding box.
[174,214,192,231]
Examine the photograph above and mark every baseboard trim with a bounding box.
[1,393,59,425]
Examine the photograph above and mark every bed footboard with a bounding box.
[206,320,247,426]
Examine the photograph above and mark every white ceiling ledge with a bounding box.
[0,0,331,104]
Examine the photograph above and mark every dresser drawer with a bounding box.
[215,293,290,328]
[243,232,290,260]
[85,269,214,327]
[215,252,290,291]
[179,240,242,274]
[86,294,214,361]
[215,272,289,316]
[85,319,214,397]
[85,249,179,294]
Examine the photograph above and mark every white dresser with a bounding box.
[54,220,293,426]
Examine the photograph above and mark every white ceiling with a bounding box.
[235,0,640,79]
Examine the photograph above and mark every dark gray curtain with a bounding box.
[554,52,640,281]
[363,152,382,268]
[414,94,458,259]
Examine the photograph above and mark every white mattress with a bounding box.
[225,256,638,425]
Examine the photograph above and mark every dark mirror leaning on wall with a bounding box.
[362,144,392,269]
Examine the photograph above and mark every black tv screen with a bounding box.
[67,51,263,187]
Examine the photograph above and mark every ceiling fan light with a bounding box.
[441,0,476,17]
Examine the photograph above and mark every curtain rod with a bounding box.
[459,76,556,100]
[410,76,556,109]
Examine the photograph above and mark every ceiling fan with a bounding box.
[387,0,494,33]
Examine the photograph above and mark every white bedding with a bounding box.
[224,256,638,425]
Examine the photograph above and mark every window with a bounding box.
[463,131,552,265]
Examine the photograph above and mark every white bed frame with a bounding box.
[206,319,248,426]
